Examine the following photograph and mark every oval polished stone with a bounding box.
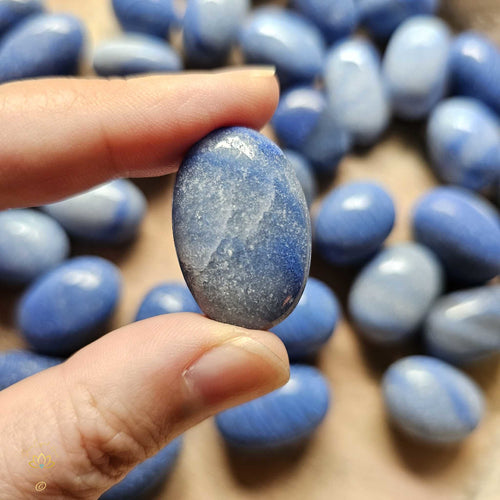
[173,127,311,330]
[450,32,500,116]
[239,7,325,86]
[284,150,317,207]
[0,209,69,286]
[271,277,339,359]
[42,179,146,244]
[325,37,390,146]
[427,98,500,193]
[412,187,500,284]
[382,356,485,444]
[18,256,121,355]
[100,438,182,500]
[215,365,330,449]
[135,282,201,321]
[183,0,248,68]
[314,181,395,265]
[0,13,85,83]
[0,0,43,38]
[0,349,61,391]
[93,34,181,76]
[424,286,500,364]
[349,243,443,343]
[291,0,358,43]
[382,16,451,120]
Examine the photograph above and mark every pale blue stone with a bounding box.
[324,37,390,146]
[42,179,146,245]
[0,0,44,38]
[284,150,317,207]
[0,209,69,286]
[424,286,500,365]
[382,16,451,120]
[349,243,443,343]
[383,355,485,444]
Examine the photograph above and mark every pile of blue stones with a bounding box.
[0,0,499,497]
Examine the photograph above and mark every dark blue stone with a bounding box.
[412,187,500,285]
[450,32,500,116]
[271,278,339,359]
[173,127,311,330]
[0,13,85,83]
[314,181,395,265]
[0,0,43,38]
[135,282,202,321]
[18,256,122,356]
[215,365,330,449]
[99,438,182,500]
[0,349,61,391]
[283,150,317,207]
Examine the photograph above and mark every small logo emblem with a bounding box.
[29,453,55,470]
[35,481,47,492]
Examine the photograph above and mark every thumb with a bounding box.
[0,313,288,499]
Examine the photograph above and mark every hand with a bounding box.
[0,69,289,499]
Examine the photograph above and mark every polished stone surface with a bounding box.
[412,187,500,284]
[283,149,317,207]
[173,127,311,330]
[349,243,443,343]
[382,355,485,444]
[0,0,43,38]
[215,365,330,449]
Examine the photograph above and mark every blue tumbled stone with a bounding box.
[183,0,249,68]
[93,34,181,77]
[271,277,339,359]
[0,209,69,286]
[427,98,500,193]
[291,0,358,43]
[173,127,311,330]
[99,438,182,500]
[135,282,201,321]
[424,286,500,365]
[283,150,317,207]
[412,187,500,285]
[215,365,330,449]
[382,355,484,444]
[42,179,146,245]
[450,32,500,116]
[349,243,443,343]
[382,15,451,120]
[0,0,43,38]
[239,7,325,87]
[0,349,61,391]
[314,181,395,265]
[0,13,85,83]
[18,256,122,356]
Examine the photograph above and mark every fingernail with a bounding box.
[216,66,276,77]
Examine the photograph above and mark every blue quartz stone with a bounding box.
[93,34,181,77]
[358,0,439,39]
[215,365,330,449]
[183,0,249,68]
[283,150,317,207]
[18,256,122,356]
[382,355,485,444]
[0,0,43,38]
[324,37,390,146]
[0,209,69,286]
[99,438,182,500]
[271,277,339,359]
[349,243,443,343]
[412,187,500,285]
[0,349,61,391]
[135,282,202,321]
[382,16,451,120]
[0,13,85,83]
[424,286,500,365]
[314,181,395,265]
[112,0,180,39]
[427,98,500,193]
[239,7,325,87]
[271,86,352,175]
[450,32,500,116]
[291,0,358,43]
[173,127,311,330]
[42,179,146,245]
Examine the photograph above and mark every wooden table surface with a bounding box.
[1,1,499,499]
